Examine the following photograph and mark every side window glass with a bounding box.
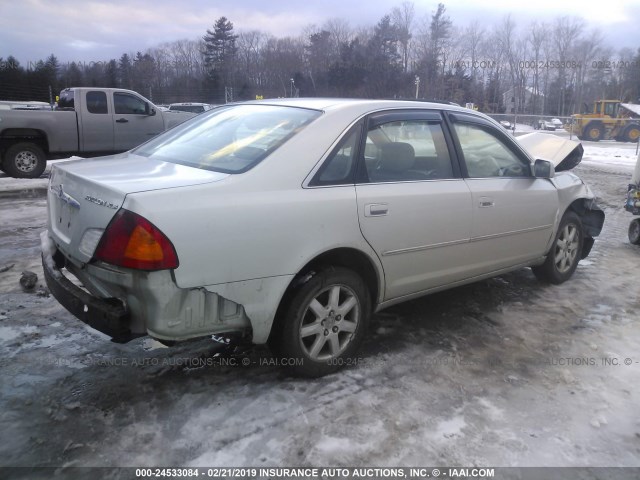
[454,123,531,178]
[363,121,453,183]
[86,91,108,114]
[313,127,360,186]
[114,93,147,115]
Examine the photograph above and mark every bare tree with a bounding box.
[391,2,416,73]
[237,30,267,88]
[464,21,484,82]
[323,17,353,54]
[527,21,548,114]
[572,28,603,113]
[552,16,585,115]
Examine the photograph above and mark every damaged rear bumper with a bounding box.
[42,250,136,343]
[41,231,253,343]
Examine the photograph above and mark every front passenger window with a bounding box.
[454,123,530,178]
[114,93,147,115]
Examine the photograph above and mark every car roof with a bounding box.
[238,97,492,123]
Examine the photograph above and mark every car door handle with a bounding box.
[364,203,388,217]
[478,196,495,208]
[116,118,129,123]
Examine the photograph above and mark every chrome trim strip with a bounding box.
[381,224,553,256]
[469,224,553,243]
[383,238,470,256]
[49,184,81,210]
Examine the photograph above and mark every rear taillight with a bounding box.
[93,209,179,271]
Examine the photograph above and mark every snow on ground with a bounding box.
[0,144,639,476]
[582,144,639,171]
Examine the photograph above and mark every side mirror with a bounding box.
[146,103,156,116]
[533,159,554,179]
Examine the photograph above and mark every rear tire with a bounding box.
[629,218,640,245]
[2,142,47,178]
[622,124,640,143]
[273,267,370,377]
[532,211,584,284]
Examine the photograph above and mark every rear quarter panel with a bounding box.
[121,107,382,288]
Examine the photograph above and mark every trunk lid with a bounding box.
[47,153,228,264]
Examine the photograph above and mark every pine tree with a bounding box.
[202,16,238,100]
[118,54,132,89]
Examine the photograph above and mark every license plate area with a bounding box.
[49,189,80,244]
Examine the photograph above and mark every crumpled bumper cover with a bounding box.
[42,250,138,343]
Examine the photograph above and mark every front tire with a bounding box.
[629,218,640,245]
[2,142,47,178]
[584,122,604,142]
[274,267,370,377]
[532,211,584,284]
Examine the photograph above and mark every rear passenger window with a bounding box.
[454,123,531,178]
[363,121,453,183]
[86,91,107,114]
[311,126,360,186]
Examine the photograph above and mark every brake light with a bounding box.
[94,209,179,271]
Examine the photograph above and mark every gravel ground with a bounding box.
[0,159,639,478]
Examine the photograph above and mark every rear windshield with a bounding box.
[57,90,75,110]
[169,105,206,113]
[134,104,321,173]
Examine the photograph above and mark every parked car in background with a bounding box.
[537,118,557,131]
[168,102,214,114]
[0,87,195,178]
[499,120,512,129]
[551,118,564,129]
[42,99,604,377]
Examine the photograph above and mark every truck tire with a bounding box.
[2,142,47,178]
[622,124,640,143]
[584,122,603,142]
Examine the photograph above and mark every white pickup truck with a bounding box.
[0,87,195,178]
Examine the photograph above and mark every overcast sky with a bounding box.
[1,0,638,65]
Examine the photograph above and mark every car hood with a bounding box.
[516,132,583,171]
[47,153,229,264]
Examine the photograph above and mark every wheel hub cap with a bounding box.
[299,284,360,361]
[15,151,37,173]
[555,224,579,273]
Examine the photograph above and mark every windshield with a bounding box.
[134,104,321,173]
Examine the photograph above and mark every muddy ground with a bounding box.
[0,159,639,477]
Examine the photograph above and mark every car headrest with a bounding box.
[379,142,415,173]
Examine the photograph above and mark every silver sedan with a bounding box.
[42,99,604,377]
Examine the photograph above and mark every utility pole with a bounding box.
[414,76,420,99]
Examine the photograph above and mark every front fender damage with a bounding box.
[552,171,605,260]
